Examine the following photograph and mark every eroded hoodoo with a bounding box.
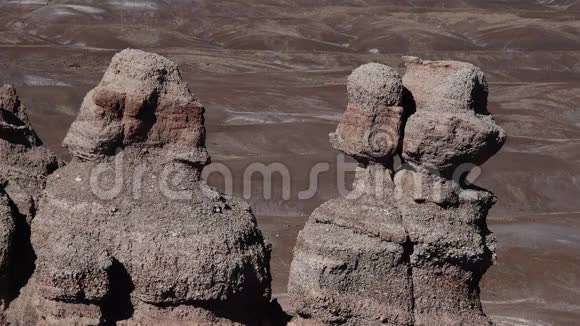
[7,50,274,325]
[288,57,506,326]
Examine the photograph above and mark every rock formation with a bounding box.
[8,49,273,325]
[288,63,414,326]
[62,50,208,166]
[330,63,405,164]
[0,189,17,324]
[288,58,506,325]
[0,85,61,323]
[401,56,506,175]
[0,84,61,223]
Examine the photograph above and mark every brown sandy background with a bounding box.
[1,1,580,325]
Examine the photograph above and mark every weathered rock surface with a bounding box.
[401,57,507,174]
[288,191,414,326]
[0,86,60,325]
[289,63,412,326]
[0,85,61,223]
[330,63,405,164]
[10,49,273,325]
[395,169,496,325]
[395,57,506,321]
[289,58,505,325]
[288,165,414,325]
[0,189,17,320]
[24,152,272,325]
[401,56,488,114]
[63,49,208,166]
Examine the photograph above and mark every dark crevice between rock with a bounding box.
[266,299,292,326]
[399,86,416,153]
[212,265,272,323]
[471,77,489,116]
[402,236,416,326]
[100,259,134,325]
[0,110,25,128]
[0,122,40,148]
[7,204,36,308]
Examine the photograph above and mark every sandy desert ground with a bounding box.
[1,1,580,325]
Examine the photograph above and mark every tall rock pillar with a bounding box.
[288,58,506,326]
[10,49,273,325]
[396,56,506,325]
[288,63,414,326]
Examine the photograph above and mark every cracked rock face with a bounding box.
[288,58,505,325]
[0,85,62,223]
[11,50,272,325]
[330,63,405,164]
